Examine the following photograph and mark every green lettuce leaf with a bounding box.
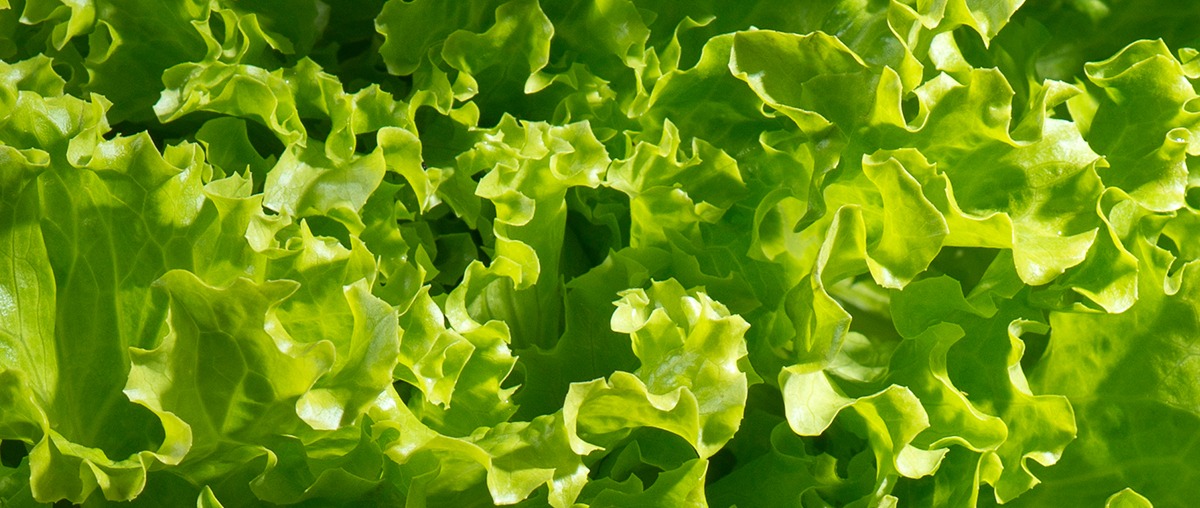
[1021,214,1200,506]
[564,279,749,459]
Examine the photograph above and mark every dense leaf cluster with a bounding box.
[2,0,1199,506]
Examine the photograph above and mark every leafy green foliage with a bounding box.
[1,0,1198,506]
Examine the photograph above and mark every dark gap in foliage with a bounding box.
[391,182,423,219]
[207,11,227,41]
[1051,101,1072,122]
[1014,0,1200,83]
[540,33,584,80]
[473,84,547,129]
[703,385,791,493]
[901,94,921,126]
[978,484,1000,507]
[890,474,934,507]
[110,114,251,153]
[305,216,353,249]
[673,25,715,73]
[412,106,473,168]
[1019,329,1051,372]
[113,117,206,148]
[1185,185,1200,210]
[706,447,737,485]
[588,428,699,486]
[556,292,568,355]
[382,171,405,186]
[269,48,295,70]
[585,441,629,482]
[953,25,1045,125]
[331,33,403,95]
[416,202,491,293]
[575,187,631,249]
[561,209,617,280]
[355,131,379,154]
[828,277,903,351]
[243,119,287,160]
[316,0,388,53]
[931,247,999,295]
[500,363,524,393]
[747,383,786,418]
[393,381,413,405]
[464,220,491,266]
[50,62,74,84]
[806,416,868,481]
[1157,232,1190,277]
[431,231,479,290]
[126,112,217,150]
[187,116,283,193]
[138,124,170,149]
[425,480,493,508]
[102,125,126,142]
[474,200,499,265]
[300,117,334,145]
[70,32,91,61]
[67,403,169,461]
[336,37,374,68]
[43,47,88,95]
[374,63,413,98]
[187,116,286,164]
[0,439,28,468]
[951,27,994,69]
[1157,233,1180,257]
[428,202,481,236]
[390,73,414,98]
[563,187,632,293]
[0,18,43,62]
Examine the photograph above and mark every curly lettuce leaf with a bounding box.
[1021,224,1200,506]
[564,279,749,459]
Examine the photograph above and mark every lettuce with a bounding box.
[2,0,1199,506]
